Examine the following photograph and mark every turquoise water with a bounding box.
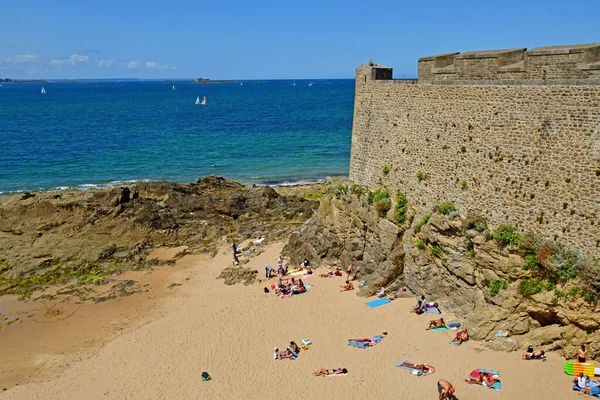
[0,80,354,193]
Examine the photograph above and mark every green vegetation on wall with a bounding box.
[394,192,408,225]
[434,202,456,215]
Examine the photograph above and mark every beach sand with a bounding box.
[1,242,577,399]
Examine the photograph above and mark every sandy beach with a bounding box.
[1,242,578,399]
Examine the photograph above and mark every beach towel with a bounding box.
[425,307,441,314]
[366,298,390,308]
[432,326,450,331]
[396,360,436,376]
[449,339,468,345]
[348,339,370,349]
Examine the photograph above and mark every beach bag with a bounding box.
[263,287,270,293]
[202,372,211,381]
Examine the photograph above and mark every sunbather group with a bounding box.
[274,341,301,360]
[273,277,306,297]
[573,372,600,397]
[320,267,342,278]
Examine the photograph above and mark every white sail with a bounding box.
[195,96,201,105]
[308,82,313,86]
[41,87,46,94]
[201,96,207,105]
[172,85,176,90]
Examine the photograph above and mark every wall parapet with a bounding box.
[417,42,600,81]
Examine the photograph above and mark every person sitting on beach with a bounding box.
[340,280,354,292]
[579,344,588,362]
[451,329,469,345]
[398,361,431,375]
[279,348,295,360]
[437,379,456,400]
[522,345,545,360]
[313,368,347,376]
[306,267,313,275]
[573,373,589,390]
[465,373,500,388]
[302,258,310,268]
[411,296,426,313]
[289,341,300,353]
[293,279,306,295]
[426,318,445,330]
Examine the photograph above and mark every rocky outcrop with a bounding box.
[283,191,411,296]
[0,177,319,297]
[283,187,600,359]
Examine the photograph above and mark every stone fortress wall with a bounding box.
[350,43,600,256]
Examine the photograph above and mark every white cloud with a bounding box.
[98,59,116,67]
[50,55,89,65]
[127,61,139,69]
[5,54,40,63]
[146,61,177,70]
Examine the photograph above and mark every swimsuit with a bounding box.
[578,356,586,362]
[437,382,443,394]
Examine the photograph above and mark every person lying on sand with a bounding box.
[465,373,500,388]
[426,318,445,330]
[522,345,545,360]
[582,382,600,397]
[451,329,469,345]
[340,280,354,292]
[313,368,348,376]
[320,268,342,278]
[399,362,431,375]
[437,379,456,400]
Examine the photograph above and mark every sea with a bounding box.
[0,79,354,194]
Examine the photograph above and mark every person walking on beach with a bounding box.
[437,379,456,399]
[578,344,588,362]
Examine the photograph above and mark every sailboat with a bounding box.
[172,85,176,90]
[308,82,313,87]
[195,96,201,105]
[41,86,46,94]
[200,96,207,105]
[292,81,296,86]
[240,82,243,86]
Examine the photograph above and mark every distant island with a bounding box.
[193,78,233,84]
[1,78,46,83]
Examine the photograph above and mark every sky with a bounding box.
[0,0,598,80]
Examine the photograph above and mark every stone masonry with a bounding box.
[350,43,600,257]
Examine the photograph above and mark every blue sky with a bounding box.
[0,0,598,79]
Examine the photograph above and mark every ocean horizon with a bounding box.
[0,79,354,194]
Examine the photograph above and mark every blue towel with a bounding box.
[366,298,390,308]
[490,381,502,392]
[449,339,468,345]
[448,322,461,328]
